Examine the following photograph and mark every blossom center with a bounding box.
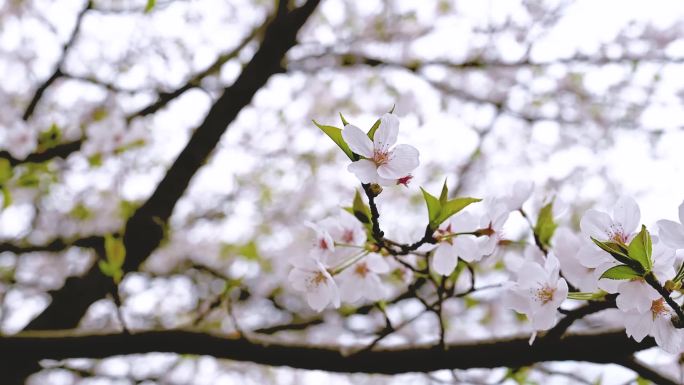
[307,271,328,289]
[651,298,669,320]
[606,223,627,243]
[373,149,390,166]
[354,262,369,278]
[341,229,355,243]
[318,238,331,250]
[534,285,555,304]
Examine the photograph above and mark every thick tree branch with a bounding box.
[0,235,102,254]
[26,0,322,331]
[618,356,680,385]
[0,329,655,374]
[0,140,83,166]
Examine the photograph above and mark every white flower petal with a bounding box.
[679,201,684,225]
[374,113,399,152]
[366,254,390,274]
[580,209,613,240]
[624,311,652,342]
[653,317,683,353]
[348,159,379,183]
[377,144,420,179]
[432,243,458,276]
[454,236,481,262]
[657,219,684,249]
[613,196,640,235]
[342,124,374,158]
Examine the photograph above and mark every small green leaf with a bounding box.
[105,234,126,268]
[600,264,641,280]
[98,260,113,276]
[0,159,12,184]
[420,187,441,226]
[38,123,62,151]
[352,190,371,224]
[591,237,632,265]
[627,225,653,272]
[313,120,355,160]
[367,118,381,140]
[433,197,481,228]
[339,112,350,126]
[1,185,11,209]
[439,179,449,204]
[238,241,260,260]
[144,0,156,13]
[534,201,557,248]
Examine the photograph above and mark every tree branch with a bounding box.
[618,356,680,385]
[0,329,656,374]
[0,235,102,254]
[25,0,322,331]
[0,140,83,166]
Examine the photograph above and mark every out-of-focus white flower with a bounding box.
[553,228,598,292]
[506,254,568,332]
[305,221,335,259]
[624,298,684,354]
[502,181,534,211]
[288,255,340,312]
[308,211,367,266]
[342,113,419,186]
[580,196,640,244]
[431,213,484,275]
[657,201,684,249]
[477,199,510,256]
[338,254,389,303]
[2,123,37,160]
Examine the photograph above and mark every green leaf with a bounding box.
[599,264,642,280]
[105,234,126,268]
[627,225,653,272]
[0,158,12,185]
[38,123,61,151]
[439,179,449,204]
[591,237,632,265]
[144,0,156,13]
[367,118,381,140]
[421,187,441,226]
[312,120,355,160]
[1,186,11,209]
[238,241,260,260]
[351,190,371,224]
[339,112,350,126]
[98,260,113,276]
[433,197,481,228]
[534,201,557,248]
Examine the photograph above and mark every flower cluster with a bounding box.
[292,111,684,355]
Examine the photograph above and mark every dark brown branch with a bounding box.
[0,235,102,254]
[618,356,680,385]
[0,140,83,166]
[22,1,92,121]
[25,0,322,331]
[544,295,617,340]
[0,329,655,374]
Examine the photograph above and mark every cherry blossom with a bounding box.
[2,123,36,160]
[505,254,568,332]
[552,228,598,292]
[342,113,419,185]
[477,199,511,256]
[502,181,534,211]
[288,255,340,312]
[431,213,484,275]
[338,254,389,303]
[624,298,684,353]
[580,196,640,244]
[656,200,684,249]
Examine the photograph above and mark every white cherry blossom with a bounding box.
[553,228,598,292]
[288,255,340,312]
[477,199,510,256]
[2,123,37,160]
[342,113,419,185]
[502,181,534,211]
[506,254,568,331]
[656,200,684,249]
[624,298,684,354]
[338,254,389,303]
[431,213,483,275]
[580,196,640,244]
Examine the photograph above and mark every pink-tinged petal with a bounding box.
[624,311,652,342]
[348,159,379,184]
[342,124,374,158]
[377,144,419,179]
[432,243,458,276]
[505,290,531,314]
[288,268,309,291]
[544,254,561,278]
[679,201,684,225]
[366,254,390,274]
[616,280,659,313]
[516,262,547,288]
[364,274,387,301]
[580,209,613,240]
[657,219,684,249]
[507,181,534,210]
[450,212,479,233]
[553,278,569,308]
[374,113,399,152]
[576,243,611,268]
[613,196,640,235]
